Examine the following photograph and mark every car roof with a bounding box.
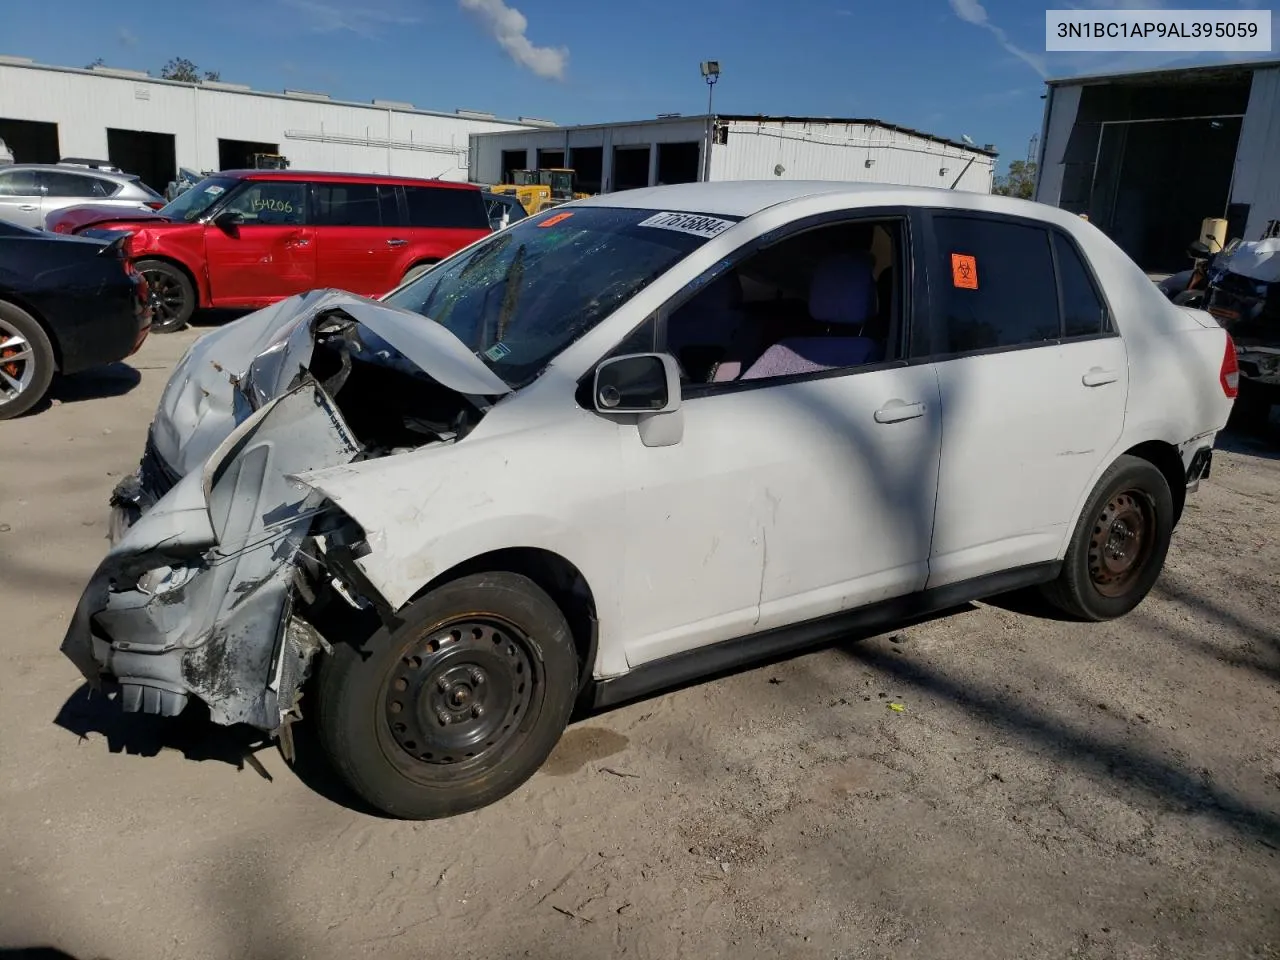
[1,163,140,185]
[220,169,480,190]
[573,180,1074,227]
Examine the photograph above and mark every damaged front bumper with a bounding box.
[61,380,367,735]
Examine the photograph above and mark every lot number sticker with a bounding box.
[951,253,979,289]
[638,211,735,239]
[538,212,574,228]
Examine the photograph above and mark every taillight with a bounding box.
[54,223,70,233]
[145,201,165,210]
[1220,333,1239,399]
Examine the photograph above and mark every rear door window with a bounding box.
[312,183,401,226]
[1054,232,1108,337]
[930,215,1060,353]
[38,171,114,198]
[403,186,489,229]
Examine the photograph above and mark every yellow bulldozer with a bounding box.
[490,168,590,215]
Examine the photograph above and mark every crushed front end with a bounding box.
[61,290,508,739]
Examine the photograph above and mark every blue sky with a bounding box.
[3,0,1277,171]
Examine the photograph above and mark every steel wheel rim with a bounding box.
[0,316,36,405]
[141,269,185,324]
[1088,489,1156,597]
[380,616,540,776]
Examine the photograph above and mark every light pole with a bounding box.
[700,60,720,182]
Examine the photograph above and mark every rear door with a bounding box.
[400,184,491,279]
[204,179,317,305]
[921,211,1127,587]
[37,170,115,223]
[310,182,403,296]
[0,169,44,228]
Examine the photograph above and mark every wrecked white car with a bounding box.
[64,183,1236,820]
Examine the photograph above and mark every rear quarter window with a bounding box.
[1054,232,1109,337]
[404,186,489,230]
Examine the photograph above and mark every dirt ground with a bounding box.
[2,326,1278,960]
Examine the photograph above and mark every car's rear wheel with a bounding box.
[1040,454,1173,621]
[0,300,56,421]
[135,260,195,333]
[400,261,436,286]
[315,572,579,819]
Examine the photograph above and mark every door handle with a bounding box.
[874,400,926,424]
[386,238,408,247]
[19,204,37,211]
[285,236,311,248]
[1082,368,1118,387]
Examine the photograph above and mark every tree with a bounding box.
[160,57,220,82]
[85,57,105,69]
[994,160,1037,200]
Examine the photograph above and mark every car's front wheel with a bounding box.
[315,572,579,819]
[135,259,195,334]
[0,300,56,420]
[1040,454,1174,621]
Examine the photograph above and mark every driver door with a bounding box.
[204,180,317,306]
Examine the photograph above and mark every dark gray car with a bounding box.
[0,163,163,230]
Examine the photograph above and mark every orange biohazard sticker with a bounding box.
[951,253,978,290]
[538,212,574,228]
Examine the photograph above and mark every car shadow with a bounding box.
[52,682,387,818]
[1216,423,1280,459]
[24,362,141,415]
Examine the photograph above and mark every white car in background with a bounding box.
[63,181,1237,820]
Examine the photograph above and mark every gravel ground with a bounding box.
[1,326,1278,960]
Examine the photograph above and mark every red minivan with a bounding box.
[55,171,492,332]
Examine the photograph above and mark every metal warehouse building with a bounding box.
[0,56,534,191]
[469,115,998,195]
[1035,59,1280,272]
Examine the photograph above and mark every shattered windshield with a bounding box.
[158,176,239,222]
[383,206,734,386]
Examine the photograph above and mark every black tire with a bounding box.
[0,299,56,421]
[1040,454,1174,622]
[135,259,195,333]
[315,572,578,819]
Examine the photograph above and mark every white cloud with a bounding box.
[459,0,569,81]
[281,0,419,38]
[947,0,1048,77]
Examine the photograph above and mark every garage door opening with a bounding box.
[612,146,650,192]
[500,149,527,183]
[0,119,60,163]
[1088,116,1242,272]
[217,138,280,173]
[537,149,565,170]
[570,146,603,194]
[107,129,176,193]
[657,141,701,185]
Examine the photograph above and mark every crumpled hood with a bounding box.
[1219,238,1280,285]
[151,289,510,476]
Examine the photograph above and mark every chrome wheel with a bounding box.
[0,317,36,406]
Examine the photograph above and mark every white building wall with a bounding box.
[1230,66,1280,239]
[712,120,995,193]
[0,60,527,180]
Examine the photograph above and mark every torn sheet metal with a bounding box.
[62,379,361,732]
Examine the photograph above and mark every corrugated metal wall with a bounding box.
[1230,66,1280,239]
[472,118,995,193]
[712,120,995,192]
[0,62,526,181]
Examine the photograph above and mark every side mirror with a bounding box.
[593,353,681,415]
[213,209,243,232]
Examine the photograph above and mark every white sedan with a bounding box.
[63,181,1238,819]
